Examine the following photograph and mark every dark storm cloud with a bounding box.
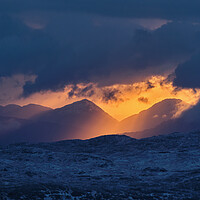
[1,1,200,96]
[1,12,200,96]
[128,22,200,69]
[102,88,123,103]
[67,84,124,103]
[146,81,155,90]
[1,0,200,21]
[174,52,200,88]
[0,15,59,77]
[68,84,95,98]
[23,20,200,95]
[138,97,149,104]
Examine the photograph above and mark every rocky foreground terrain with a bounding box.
[0,132,200,200]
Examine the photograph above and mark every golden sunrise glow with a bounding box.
[95,76,200,120]
[13,75,200,121]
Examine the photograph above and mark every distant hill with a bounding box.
[126,101,200,139]
[0,104,51,119]
[0,99,118,144]
[118,99,185,132]
[0,104,51,137]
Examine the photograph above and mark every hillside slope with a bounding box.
[0,132,199,199]
[0,104,51,119]
[118,99,185,132]
[126,101,200,139]
[0,99,118,143]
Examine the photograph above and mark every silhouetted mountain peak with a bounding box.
[70,99,98,108]
[0,103,52,119]
[118,98,185,133]
[57,99,105,114]
[4,104,22,109]
[147,98,182,111]
[77,99,93,104]
[22,104,51,111]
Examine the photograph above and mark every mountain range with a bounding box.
[0,99,117,143]
[0,98,199,144]
[0,104,52,119]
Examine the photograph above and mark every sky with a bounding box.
[1,0,200,120]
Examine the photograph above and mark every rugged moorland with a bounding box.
[0,131,199,199]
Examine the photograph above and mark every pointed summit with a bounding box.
[76,99,93,103]
[60,99,103,114]
[44,99,117,124]
[65,99,97,108]
[64,99,96,107]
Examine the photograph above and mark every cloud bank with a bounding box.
[1,0,200,21]
[0,1,200,99]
